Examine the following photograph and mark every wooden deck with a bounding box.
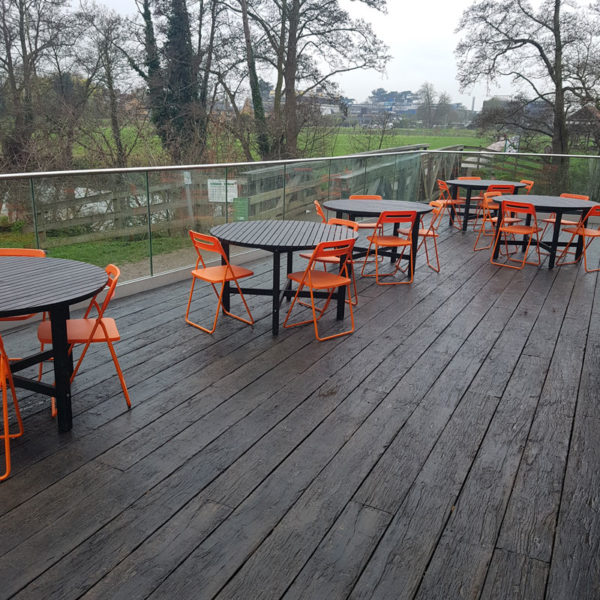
[1,225,599,599]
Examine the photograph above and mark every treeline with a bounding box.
[0,0,389,173]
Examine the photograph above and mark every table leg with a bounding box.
[548,212,563,269]
[410,218,420,274]
[49,305,72,433]
[272,251,280,335]
[221,241,231,312]
[449,185,458,227]
[461,189,474,232]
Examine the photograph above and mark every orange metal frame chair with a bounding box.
[472,184,516,231]
[185,230,254,334]
[283,238,356,341]
[299,218,360,305]
[38,264,131,416]
[400,201,445,272]
[348,194,383,233]
[491,201,542,269]
[361,210,417,284]
[540,193,590,240]
[0,248,46,322]
[520,179,535,194]
[0,335,24,481]
[437,180,465,229]
[556,204,600,272]
[473,191,522,252]
[313,200,327,223]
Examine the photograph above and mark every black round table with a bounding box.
[493,194,598,268]
[211,220,357,335]
[446,179,527,232]
[0,256,108,431]
[323,199,432,270]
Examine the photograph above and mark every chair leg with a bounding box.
[106,340,131,408]
[1,361,24,481]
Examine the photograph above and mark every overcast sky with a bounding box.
[100,0,515,110]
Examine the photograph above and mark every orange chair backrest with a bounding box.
[327,217,359,232]
[427,201,446,229]
[560,193,590,201]
[376,210,417,229]
[482,191,502,209]
[487,184,515,195]
[437,180,451,200]
[520,180,534,193]
[500,200,537,225]
[582,204,600,223]
[314,200,327,223]
[309,238,356,267]
[349,194,382,200]
[0,248,46,257]
[82,264,120,320]
[189,230,228,268]
[457,176,481,180]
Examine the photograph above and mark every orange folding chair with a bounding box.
[556,205,600,272]
[491,201,541,269]
[299,218,360,305]
[473,191,522,252]
[0,334,24,481]
[400,201,444,272]
[520,179,535,194]
[437,180,465,229]
[0,248,46,323]
[283,238,356,341]
[540,193,590,240]
[38,264,131,416]
[313,200,327,223]
[348,194,383,234]
[185,230,254,334]
[472,184,515,231]
[361,210,417,284]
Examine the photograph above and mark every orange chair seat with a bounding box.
[367,235,412,248]
[355,221,380,229]
[38,317,120,344]
[287,270,350,290]
[398,226,438,238]
[562,226,600,238]
[541,216,579,226]
[192,264,253,283]
[299,251,340,264]
[498,224,541,236]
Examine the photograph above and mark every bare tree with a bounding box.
[417,82,436,128]
[456,0,600,188]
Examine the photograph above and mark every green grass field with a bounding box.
[329,128,493,156]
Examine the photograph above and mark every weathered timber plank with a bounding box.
[479,549,548,600]
[409,356,549,600]
[281,501,391,600]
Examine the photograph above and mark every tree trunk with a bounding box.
[283,0,300,158]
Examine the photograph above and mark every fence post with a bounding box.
[29,178,40,250]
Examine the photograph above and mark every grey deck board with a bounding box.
[0,224,598,599]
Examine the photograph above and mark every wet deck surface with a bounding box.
[1,223,599,599]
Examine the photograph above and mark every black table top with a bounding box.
[0,256,108,318]
[499,194,598,213]
[211,220,357,252]
[323,199,431,217]
[446,179,527,190]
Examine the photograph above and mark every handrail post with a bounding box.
[225,166,229,224]
[30,178,40,250]
[145,171,153,276]
[282,163,286,220]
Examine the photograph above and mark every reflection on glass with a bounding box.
[0,179,35,249]
[32,173,150,281]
